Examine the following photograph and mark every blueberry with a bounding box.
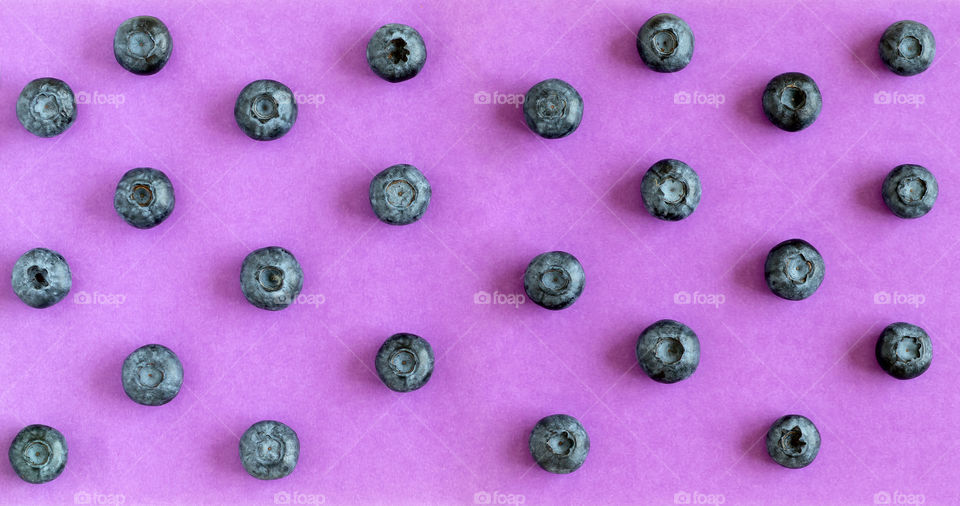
[523,79,583,139]
[239,420,299,480]
[528,414,589,474]
[12,248,71,309]
[113,168,175,229]
[366,24,427,83]
[234,80,298,141]
[764,239,824,301]
[761,72,822,132]
[636,319,700,383]
[113,16,172,75]
[875,322,932,380]
[16,78,76,138]
[879,21,935,76]
[375,333,434,392]
[640,159,701,221]
[523,251,585,310]
[240,247,304,311]
[765,414,820,469]
[636,14,694,73]
[122,344,183,406]
[8,424,67,484]
[882,164,937,219]
[369,164,432,225]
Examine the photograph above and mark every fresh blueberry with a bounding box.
[879,21,935,76]
[234,80,298,141]
[369,164,432,225]
[882,164,937,219]
[12,248,71,309]
[114,168,175,229]
[765,414,820,469]
[17,78,76,138]
[523,251,585,310]
[122,344,183,406]
[636,319,700,383]
[529,414,589,474]
[375,333,435,392]
[875,322,932,380]
[113,16,172,75]
[640,158,701,221]
[523,79,583,139]
[366,24,427,83]
[8,424,67,484]
[764,239,824,301]
[240,247,304,311]
[239,420,299,480]
[761,72,822,132]
[637,14,694,73]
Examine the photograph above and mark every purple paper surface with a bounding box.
[1,0,959,504]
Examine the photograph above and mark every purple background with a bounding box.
[1,0,959,504]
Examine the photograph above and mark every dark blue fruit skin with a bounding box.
[239,420,299,480]
[882,164,937,219]
[12,248,72,309]
[879,21,935,76]
[523,79,583,139]
[122,344,184,406]
[764,239,824,301]
[765,414,820,469]
[114,168,176,229]
[523,251,585,310]
[636,319,700,383]
[113,16,172,75]
[640,158,701,221]
[8,424,68,484]
[637,13,694,73]
[529,414,589,474]
[876,322,932,380]
[366,24,427,83]
[375,333,435,392]
[240,247,304,311]
[369,164,432,225]
[234,80,298,141]
[16,78,76,138]
[761,72,822,132]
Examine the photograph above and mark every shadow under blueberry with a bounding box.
[216,433,247,477]
[734,81,772,130]
[852,30,890,76]
[606,164,646,220]
[606,331,642,379]
[848,325,887,378]
[608,25,646,74]
[739,418,775,467]
[213,85,246,139]
[492,87,536,137]
[215,254,247,306]
[731,245,772,297]
[857,172,889,215]
[339,171,377,222]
